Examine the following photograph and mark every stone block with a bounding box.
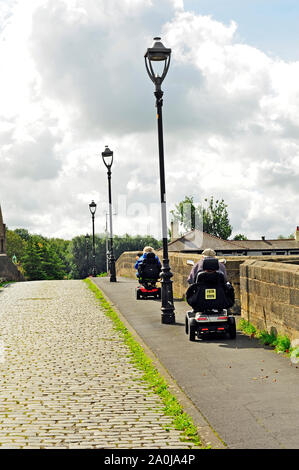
[290,288,299,307]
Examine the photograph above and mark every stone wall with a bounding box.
[0,254,24,282]
[116,251,299,315]
[240,260,299,341]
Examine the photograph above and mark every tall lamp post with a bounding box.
[105,212,109,273]
[85,233,90,276]
[102,146,117,282]
[89,200,97,277]
[145,37,175,324]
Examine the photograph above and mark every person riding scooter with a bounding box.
[135,247,162,300]
[187,248,228,284]
[134,246,161,274]
[185,255,236,340]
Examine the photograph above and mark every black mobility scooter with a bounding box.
[185,257,236,341]
[136,252,161,300]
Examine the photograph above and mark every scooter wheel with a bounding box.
[228,317,236,339]
[185,316,189,335]
[136,290,141,300]
[189,325,196,342]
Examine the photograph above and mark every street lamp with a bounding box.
[145,37,175,324]
[102,145,117,282]
[85,233,90,276]
[89,200,97,277]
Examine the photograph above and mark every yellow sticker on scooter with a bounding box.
[205,289,216,300]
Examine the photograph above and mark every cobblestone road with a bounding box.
[0,280,199,449]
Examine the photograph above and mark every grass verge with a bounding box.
[84,277,205,448]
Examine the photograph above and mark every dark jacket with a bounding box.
[134,253,161,271]
[187,258,228,284]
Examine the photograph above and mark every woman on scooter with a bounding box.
[134,246,161,274]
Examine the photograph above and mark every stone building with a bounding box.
[167,227,299,257]
[0,204,24,282]
[0,205,6,254]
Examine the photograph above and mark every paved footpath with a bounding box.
[93,276,299,450]
[0,280,201,449]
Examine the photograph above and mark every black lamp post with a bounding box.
[85,233,90,276]
[89,200,97,277]
[102,146,117,282]
[145,37,175,324]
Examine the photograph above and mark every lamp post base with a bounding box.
[109,254,117,282]
[160,261,175,324]
[161,311,176,324]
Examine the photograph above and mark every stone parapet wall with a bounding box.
[116,251,299,315]
[240,260,299,341]
[0,254,24,282]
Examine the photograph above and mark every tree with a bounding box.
[233,234,248,240]
[200,197,232,239]
[68,233,162,279]
[37,242,66,280]
[278,234,295,239]
[171,195,233,240]
[22,240,47,281]
[170,196,197,232]
[6,230,27,261]
[14,228,31,241]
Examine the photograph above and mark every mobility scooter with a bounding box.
[136,252,161,300]
[185,257,236,341]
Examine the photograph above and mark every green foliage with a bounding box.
[233,234,248,240]
[170,195,232,239]
[258,330,277,346]
[277,234,295,239]
[22,239,47,281]
[170,195,197,232]
[238,320,291,354]
[13,228,30,241]
[7,228,161,281]
[6,230,27,261]
[68,233,161,279]
[10,231,69,281]
[201,196,232,239]
[238,318,257,336]
[272,335,291,353]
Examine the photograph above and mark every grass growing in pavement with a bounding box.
[0,280,14,288]
[84,278,205,448]
[238,318,291,354]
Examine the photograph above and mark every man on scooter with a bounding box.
[187,248,228,284]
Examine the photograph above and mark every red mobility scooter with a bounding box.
[136,252,162,300]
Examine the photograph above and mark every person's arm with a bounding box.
[155,255,162,267]
[187,264,198,284]
[219,263,228,282]
[135,256,143,270]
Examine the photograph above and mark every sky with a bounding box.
[1,0,299,241]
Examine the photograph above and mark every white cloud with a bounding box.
[0,0,299,241]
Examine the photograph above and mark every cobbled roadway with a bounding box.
[0,280,200,449]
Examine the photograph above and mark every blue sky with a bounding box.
[185,0,299,61]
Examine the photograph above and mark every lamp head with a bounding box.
[102,145,113,169]
[144,37,171,86]
[89,200,97,215]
